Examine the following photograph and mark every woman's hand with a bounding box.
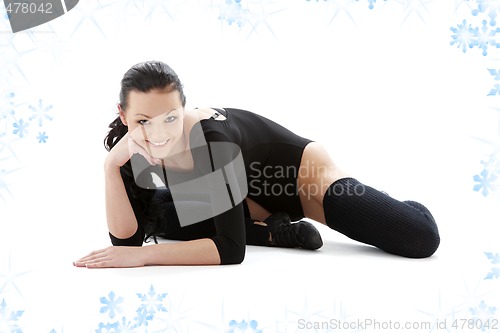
[73,246,147,268]
[105,132,161,169]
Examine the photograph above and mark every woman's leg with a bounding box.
[245,197,272,221]
[243,197,271,246]
[298,143,440,258]
[244,198,322,249]
[152,196,322,249]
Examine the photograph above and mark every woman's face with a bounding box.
[120,88,185,159]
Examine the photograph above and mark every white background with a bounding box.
[0,1,499,332]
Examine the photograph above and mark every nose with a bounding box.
[143,122,168,142]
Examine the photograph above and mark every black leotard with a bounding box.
[114,108,313,264]
[204,108,313,218]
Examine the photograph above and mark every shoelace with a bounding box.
[272,223,304,248]
[145,234,158,244]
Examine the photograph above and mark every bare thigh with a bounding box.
[297,142,350,224]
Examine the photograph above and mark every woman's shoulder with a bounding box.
[186,108,231,142]
[185,107,226,123]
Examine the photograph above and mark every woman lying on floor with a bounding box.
[74,61,440,268]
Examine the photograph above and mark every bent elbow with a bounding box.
[109,227,144,247]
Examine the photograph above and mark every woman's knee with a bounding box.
[401,201,440,258]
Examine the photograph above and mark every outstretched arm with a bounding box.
[74,238,221,268]
[74,201,246,267]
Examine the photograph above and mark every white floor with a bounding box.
[1,194,499,332]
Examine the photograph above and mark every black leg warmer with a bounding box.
[323,178,440,258]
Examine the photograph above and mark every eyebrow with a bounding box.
[134,108,179,118]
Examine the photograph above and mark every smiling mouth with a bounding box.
[147,139,170,147]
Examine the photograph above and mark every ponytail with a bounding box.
[104,115,128,152]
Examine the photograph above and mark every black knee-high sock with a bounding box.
[322,178,440,258]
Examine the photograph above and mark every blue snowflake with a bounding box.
[28,99,53,127]
[113,317,135,333]
[472,0,500,26]
[487,68,500,80]
[95,322,118,333]
[134,307,153,328]
[469,300,497,331]
[482,151,500,170]
[450,19,478,53]
[12,119,28,138]
[487,83,500,95]
[228,319,263,333]
[473,168,497,196]
[484,252,500,279]
[36,132,48,143]
[0,298,24,333]
[100,291,124,320]
[474,151,500,196]
[94,286,169,332]
[488,69,500,95]
[450,19,500,56]
[476,20,500,56]
[0,92,16,119]
[136,285,167,321]
[218,0,248,27]
[365,0,387,10]
[0,92,16,138]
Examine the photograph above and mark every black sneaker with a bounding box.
[265,212,323,250]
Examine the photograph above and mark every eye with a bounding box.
[138,119,150,125]
[166,116,177,123]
